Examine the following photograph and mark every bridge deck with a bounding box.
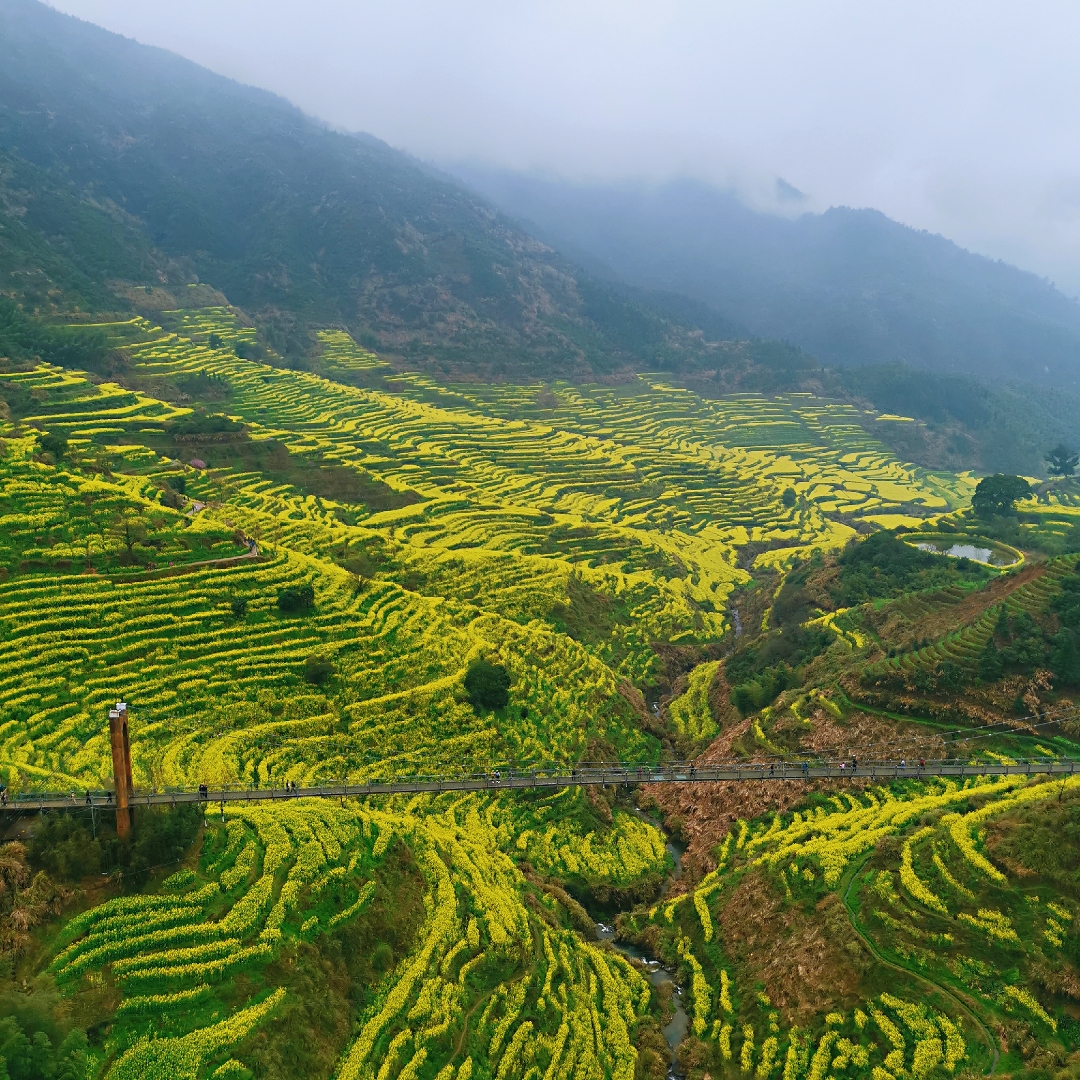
[2,758,1077,812]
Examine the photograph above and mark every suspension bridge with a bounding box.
[3,756,1078,814]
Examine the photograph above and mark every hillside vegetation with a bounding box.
[0,304,1078,1078]
[0,0,801,382]
[1,3,1080,1075]
[453,169,1080,389]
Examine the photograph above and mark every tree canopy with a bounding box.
[1046,443,1079,477]
[463,659,510,711]
[971,474,1032,518]
[277,583,315,614]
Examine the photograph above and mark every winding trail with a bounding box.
[841,853,1000,1076]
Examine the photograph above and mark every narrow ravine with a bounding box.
[631,805,685,889]
[591,806,690,1075]
[598,922,690,1077]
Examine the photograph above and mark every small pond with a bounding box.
[912,539,1017,567]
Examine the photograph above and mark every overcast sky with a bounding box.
[51,0,1080,295]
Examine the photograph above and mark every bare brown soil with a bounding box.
[643,710,945,879]
[716,870,867,1024]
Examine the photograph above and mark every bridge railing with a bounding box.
[2,756,1077,810]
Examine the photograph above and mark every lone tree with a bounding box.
[277,582,315,613]
[36,433,68,461]
[972,474,1032,518]
[464,659,510,711]
[111,508,147,563]
[304,653,335,685]
[1046,443,1079,478]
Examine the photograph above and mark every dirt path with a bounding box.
[841,854,1000,1076]
[883,560,1047,645]
[98,546,261,583]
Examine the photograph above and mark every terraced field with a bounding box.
[46,791,666,1080]
[628,767,1080,1080]
[0,310,974,789]
[860,554,1080,691]
[11,308,1077,1080]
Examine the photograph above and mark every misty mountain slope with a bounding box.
[0,0,769,379]
[0,148,165,312]
[452,167,1080,388]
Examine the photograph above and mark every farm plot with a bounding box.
[0,310,1000,1079]
[46,790,665,1080]
[624,772,1080,1079]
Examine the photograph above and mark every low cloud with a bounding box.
[51,0,1080,295]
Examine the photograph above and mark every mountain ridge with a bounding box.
[449,166,1080,389]
[0,0,801,382]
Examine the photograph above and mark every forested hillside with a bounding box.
[0,0,804,381]
[453,168,1080,389]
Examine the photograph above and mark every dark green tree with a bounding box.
[110,508,147,563]
[731,664,792,715]
[934,661,966,691]
[1051,631,1080,686]
[971,474,1032,518]
[304,654,335,684]
[230,596,248,619]
[781,487,797,508]
[1046,443,1079,477]
[36,433,68,461]
[977,641,1004,682]
[28,815,100,881]
[1053,572,1080,628]
[463,659,510,711]
[277,583,315,613]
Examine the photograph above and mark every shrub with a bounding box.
[168,411,244,437]
[731,663,793,716]
[230,597,249,619]
[0,1016,89,1080]
[277,583,314,613]
[463,659,510,711]
[781,487,797,508]
[234,341,265,361]
[304,654,335,685]
[103,804,204,888]
[161,487,186,510]
[29,814,101,881]
[36,433,68,461]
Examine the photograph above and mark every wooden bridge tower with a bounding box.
[108,702,134,839]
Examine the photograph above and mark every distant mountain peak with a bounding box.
[450,164,1080,390]
[776,177,806,203]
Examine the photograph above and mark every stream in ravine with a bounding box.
[593,810,690,1076]
[597,922,690,1076]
